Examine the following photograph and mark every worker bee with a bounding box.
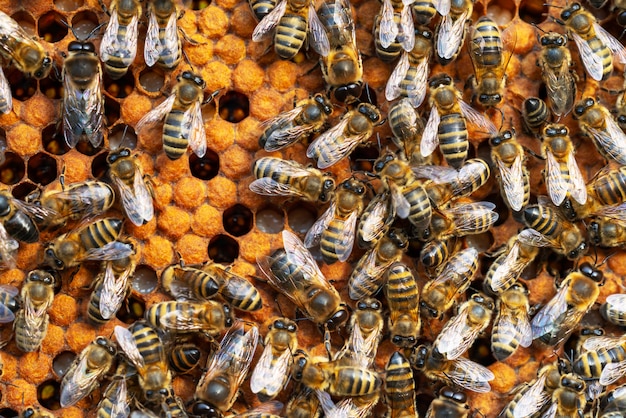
[334,298,384,367]
[259,94,333,152]
[250,157,336,203]
[435,0,473,65]
[574,97,626,166]
[19,407,54,418]
[543,374,587,418]
[387,98,429,165]
[60,336,117,407]
[144,300,233,337]
[373,12,403,62]
[0,67,11,115]
[96,377,130,418]
[423,73,497,169]
[107,148,154,228]
[307,104,383,169]
[489,129,530,212]
[316,389,377,418]
[484,234,539,294]
[384,351,418,418]
[589,216,626,248]
[385,27,433,108]
[385,262,421,348]
[286,387,321,418]
[161,260,263,311]
[558,2,626,81]
[43,218,133,270]
[168,344,202,374]
[62,41,105,149]
[0,284,18,325]
[600,293,626,326]
[0,190,43,245]
[100,0,140,79]
[521,97,550,136]
[0,11,52,79]
[318,0,364,103]
[420,247,479,319]
[377,0,415,54]
[145,0,183,70]
[531,262,604,346]
[357,190,394,248]
[426,387,471,418]
[411,343,495,393]
[519,203,587,260]
[490,282,533,361]
[249,0,279,21]
[250,317,298,400]
[421,201,499,244]
[193,322,259,416]
[304,177,367,264]
[114,321,172,403]
[258,230,349,330]
[573,333,626,385]
[252,0,329,59]
[136,71,218,160]
[225,401,284,418]
[598,384,626,417]
[538,32,576,117]
[14,269,56,353]
[433,292,494,360]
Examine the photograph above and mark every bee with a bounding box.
[169,344,202,374]
[251,0,329,60]
[412,0,438,25]
[114,321,172,403]
[0,190,42,246]
[435,0,473,65]
[257,230,350,330]
[286,387,321,418]
[420,247,479,319]
[250,317,298,400]
[96,377,130,418]
[484,234,539,294]
[373,12,403,62]
[357,190,394,248]
[348,228,408,300]
[589,216,626,248]
[59,336,117,407]
[519,203,587,260]
[573,333,626,385]
[136,71,218,160]
[423,73,497,169]
[43,218,133,270]
[107,147,154,227]
[259,94,333,152]
[250,157,336,203]
[306,104,383,169]
[543,374,587,418]
[144,301,234,337]
[14,269,56,353]
[521,97,550,136]
[19,407,54,418]
[304,177,367,264]
[387,98,429,165]
[531,262,603,346]
[538,32,576,117]
[100,0,141,79]
[0,67,11,114]
[411,343,495,393]
[420,238,461,274]
[558,2,626,81]
[144,0,183,70]
[426,387,470,418]
[62,41,105,149]
[0,11,52,79]
[489,129,530,212]
[249,0,278,21]
[385,27,433,108]
[225,401,284,418]
[385,262,421,348]
[599,384,626,417]
[433,292,494,360]
[334,298,384,367]
[192,322,258,416]
[377,0,415,54]
[421,201,499,244]
[318,0,364,103]
[600,293,626,326]
[490,282,533,361]
[384,351,418,418]
[0,284,18,325]
[574,97,626,166]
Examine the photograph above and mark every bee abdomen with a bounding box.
[320,220,346,264]
[5,211,39,243]
[163,109,190,160]
[274,15,307,60]
[81,218,123,249]
[169,344,201,373]
[333,367,381,396]
[588,37,612,80]
[385,351,415,411]
[15,311,48,352]
[130,321,164,365]
[87,283,107,325]
[374,13,402,62]
[438,113,468,169]
[491,328,518,361]
[412,0,436,25]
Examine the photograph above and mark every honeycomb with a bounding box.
[0,0,623,416]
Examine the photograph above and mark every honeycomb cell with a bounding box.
[0,409,16,418]
[75,138,101,156]
[49,294,78,327]
[138,67,165,94]
[11,12,36,37]
[7,379,37,409]
[11,181,37,199]
[198,6,228,39]
[27,152,57,185]
[0,152,25,185]
[189,150,219,180]
[220,145,253,179]
[350,145,379,173]
[158,205,191,239]
[465,231,495,253]
[37,11,67,43]
[206,118,235,152]
[233,60,265,94]
[55,0,84,12]
[19,351,53,384]
[90,151,109,178]
[177,234,209,264]
[116,295,146,323]
[70,10,99,39]
[108,124,137,150]
[173,176,207,209]
[256,205,284,234]
[39,76,62,100]
[192,204,222,237]
[7,69,37,102]
[190,0,212,9]
[223,203,253,237]
[37,379,61,410]
[215,34,246,64]
[208,234,239,263]
[207,175,237,209]
[132,264,158,294]
[219,90,250,123]
[104,71,135,99]
[486,0,516,25]
[41,324,65,356]
[287,203,317,234]
[143,235,175,268]
[519,0,549,24]
[105,96,121,126]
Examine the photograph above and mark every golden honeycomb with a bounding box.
[0,0,623,416]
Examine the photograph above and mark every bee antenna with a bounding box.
[531,22,548,33]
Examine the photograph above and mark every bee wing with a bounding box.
[0,67,11,114]
[263,109,321,151]
[600,360,626,386]
[0,12,39,63]
[512,374,550,418]
[490,241,524,293]
[63,66,104,148]
[359,192,393,244]
[588,117,626,166]
[250,344,292,397]
[207,323,258,387]
[144,9,162,67]
[99,261,131,320]
[448,201,498,234]
[594,22,626,64]
[307,117,361,169]
[219,272,262,311]
[593,202,626,221]
[399,5,415,51]
[571,31,605,81]
[100,9,120,62]
[433,0,451,15]
[545,150,569,206]
[388,181,411,219]
[406,58,429,108]
[309,5,330,57]
[530,280,569,340]
[249,178,307,197]
[252,0,287,41]
[82,241,135,262]
[335,210,358,262]
[304,201,336,248]
[114,326,145,369]
[435,247,478,289]
[108,379,131,418]
[111,168,153,226]
[566,149,587,204]
[136,94,176,132]
[517,228,553,248]
[448,357,494,393]
[540,403,558,418]
[421,106,440,157]
[459,100,497,135]
[581,335,624,352]
[545,64,575,117]
[496,155,525,212]
[379,0,399,49]
[497,304,533,349]
[282,230,331,288]
[437,11,469,61]
[0,224,17,270]
[606,293,626,307]
[101,12,139,65]
[60,350,104,407]
[435,306,479,359]
[385,51,410,102]
[184,100,207,158]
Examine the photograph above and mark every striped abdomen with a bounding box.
[471,18,502,68]
[80,218,123,250]
[275,14,307,60]
[130,321,165,365]
[438,113,468,169]
[384,351,417,417]
[163,109,191,160]
[320,218,351,264]
[374,13,402,62]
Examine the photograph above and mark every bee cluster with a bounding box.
[0,0,624,416]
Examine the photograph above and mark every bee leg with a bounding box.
[323,325,332,360]
[523,146,545,160]
[98,0,110,15]
[179,27,204,46]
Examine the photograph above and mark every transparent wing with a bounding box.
[490,241,524,293]
[0,66,11,114]
[448,357,494,393]
[595,22,626,64]
[109,379,131,418]
[385,51,410,102]
[0,223,17,270]
[588,118,626,165]
[379,0,399,48]
[114,325,145,369]
[99,261,131,320]
[82,241,135,262]
[496,155,525,212]
[531,281,569,340]
[63,66,104,148]
[460,100,497,134]
[517,228,554,248]
[136,94,176,132]
[512,374,550,418]
[447,201,498,235]
[144,9,161,67]
[100,10,120,63]
[540,403,557,418]
[399,5,415,51]
[435,305,480,359]
[250,344,291,397]
[101,12,138,66]
[185,100,207,158]
[60,349,106,407]
[406,58,428,108]
[496,304,533,350]
[581,335,624,352]
[307,118,368,169]
[335,211,358,262]
[421,107,440,157]
[389,181,411,219]
[571,31,604,81]
[112,168,153,226]
[545,151,569,206]
[304,201,336,248]
[433,0,451,15]
[252,0,287,41]
[600,360,626,386]
[309,5,330,56]
[359,192,392,244]
[437,11,468,61]
[566,150,587,205]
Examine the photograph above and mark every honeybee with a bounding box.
[145,0,183,70]
[357,190,394,248]
[531,262,603,346]
[426,387,471,418]
[574,97,626,166]
[136,71,218,160]
[484,234,539,294]
[377,0,415,53]
[144,301,233,337]
[251,157,336,204]
[411,343,495,393]
[420,247,479,319]
[192,322,258,416]
[589,216,626,248]
[519,203,587,260]
[489,129,530,212]
[14,269,56,353]
[412,0,439,25]
[573,333,626,385]
[250,317,298,400]
[107,148,154,227]
[423,73,497,169]
[100,0,140,79]
[225,401,284,418]
[598,384,626,417]
[249,0,279,21]
[0,284,18,325]
[373,12,403,62]
[114,321,172,403]
[306,104,383,169]
[385,262,421,348]
[543,374,587,418]
[385,27,433,108]
[43,218,133,270]
[538,32,576,117]
[558,2,626,81]
[315,389,377,418]
[0,190,43,245]
[257,230,349,330]
[304,177,367,264]
[490,282,533,361]
[387,98,429,165]
[96,377,130,418]
[348,228,408,300]
[19,407,54,418]
[318,0,364,103]
[286,387,321,418]
[60,336,117,407]
[334,298,384,367]
[62,41,105,149]
[422,201,499,244]
[0,11,52,79]
[521,97,550,136]
[259,94,333,152]
[169,344,201,374]
[384,351,418,418]
[0,67,11,114]
[600,293,626,326]
[435,0,473,65]
[252,0,329,59]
